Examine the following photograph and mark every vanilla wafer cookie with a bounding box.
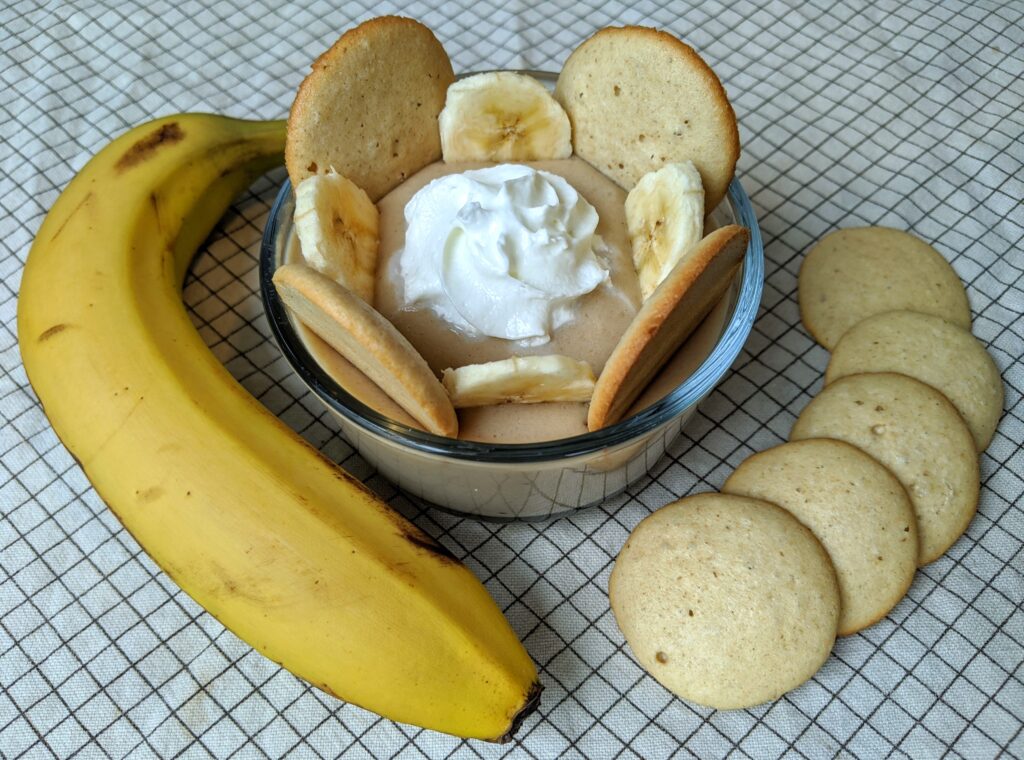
[610,492,839,709]
[286,16,454,201]
[555,26,739,210]
[826,310,1002,450]
[791,373,979,565]
[273,263,458,437]
[588,225,748,431]
[799,227,970,349]
[723,439,918,635]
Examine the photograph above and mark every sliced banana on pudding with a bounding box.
[442,355,596,408]
[625,161,705,301]
[439,72,572,162]
[293,170,379,305]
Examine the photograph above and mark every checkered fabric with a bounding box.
[1,1,1021,758]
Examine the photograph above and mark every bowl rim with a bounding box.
[260,123,763,463]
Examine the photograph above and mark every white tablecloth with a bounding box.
[1,1,1021,757]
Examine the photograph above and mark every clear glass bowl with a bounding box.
[260,74,763,521]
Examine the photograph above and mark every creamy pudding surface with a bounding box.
[290,158,731,443]
[377,159,637,442]
[375,159,639,372]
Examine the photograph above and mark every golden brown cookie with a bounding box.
[588,225,748,431]
[791,373,980,565]
[610,492,840,710]
[723,439,918,635]
[826,310,1003,451]
[554,26,740,210]
[285,16,455,201]
[798,227,971,349]
[293,326,423,431]
[273,263,458,437]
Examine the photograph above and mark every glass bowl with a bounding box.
[260,75,763,521]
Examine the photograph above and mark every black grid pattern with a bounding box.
[1,1,1022,758]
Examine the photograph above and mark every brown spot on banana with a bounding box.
[209,562,270,605]
[115,122,185,171]
[314,447,456,562]
[150,192,161,233]
[379,507,458,563]
[49,192,94,242]
[496,681,543,743]
[38,323,71,342]
[319,683,339,699]
[136,486,164,504]
[401,531,458,563]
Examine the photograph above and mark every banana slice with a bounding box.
[293,169,379,305]
[442,355,595,408]
[625,161,705,301]
[439,72,572,162]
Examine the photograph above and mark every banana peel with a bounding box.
[17,113,541,741]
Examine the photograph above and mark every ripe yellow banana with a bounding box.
[17,114,540,741]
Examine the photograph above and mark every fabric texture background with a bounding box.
[0,1,1021,757]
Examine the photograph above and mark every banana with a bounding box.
[442,355,595,408]
[439,72,572,162]
[293,169,379,304]
[17,114,540,741]
[625,161,705,300]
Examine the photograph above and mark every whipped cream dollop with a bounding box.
[398,164,609,345]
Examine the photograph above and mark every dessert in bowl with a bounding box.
[260,19,763,519]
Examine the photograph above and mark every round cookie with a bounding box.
[554,26,740,211]
[826,310,1003,451]
[798,227,971,349]
[286,16,455,201]
[609,493,839,710]
[791,373,979,565]
[588,225,748,431]
[272,263,458,437]
[723,439,918,635]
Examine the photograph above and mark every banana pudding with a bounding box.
[381,162,633,367]
[374,158,637,442]
[284,155,736,443]
[285,155,640,441]
[264,16,762,516]
[275,17,747,445]
[387,162,619,353]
